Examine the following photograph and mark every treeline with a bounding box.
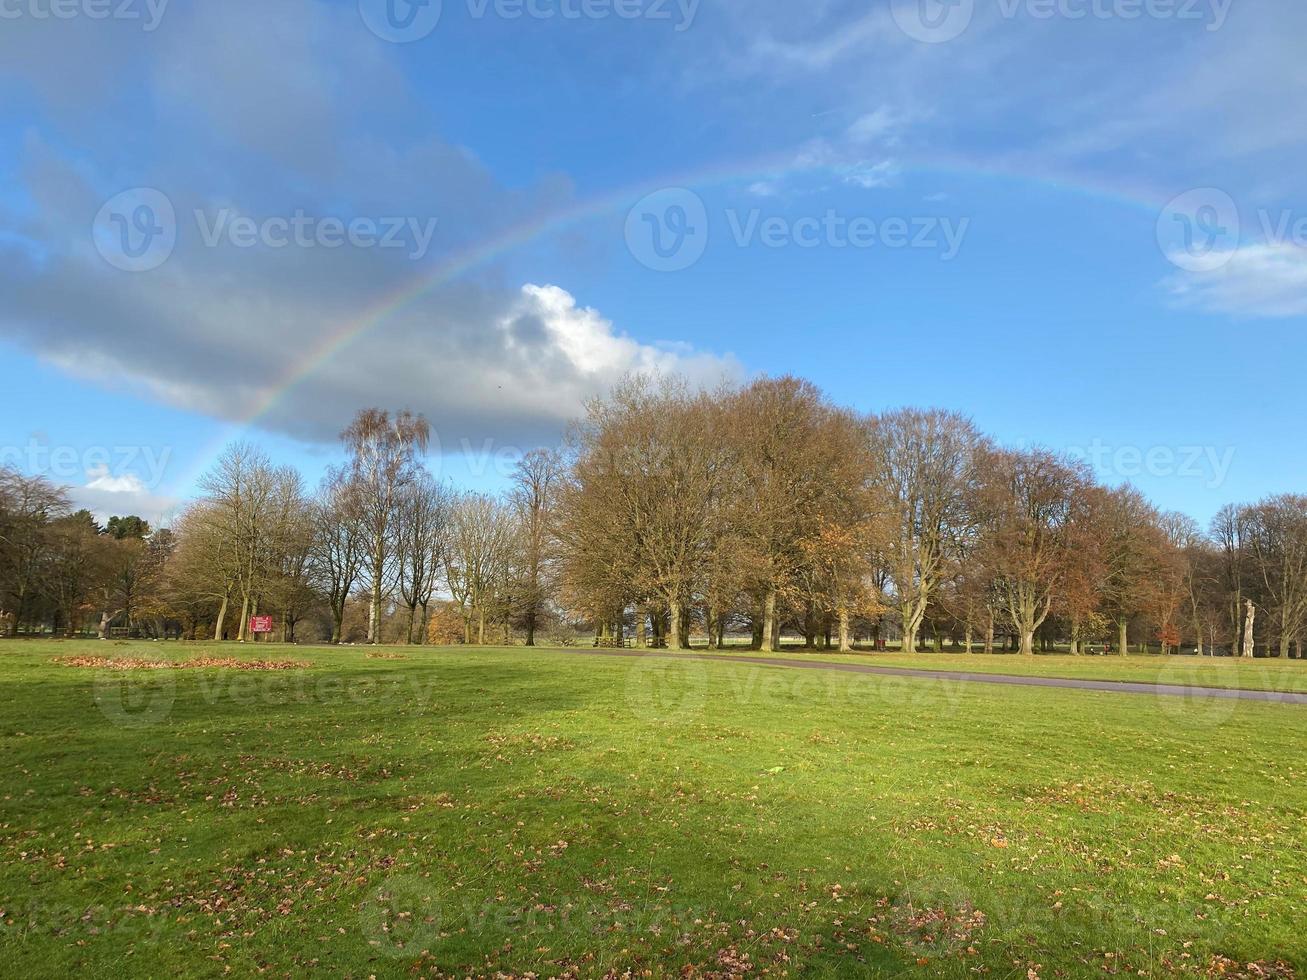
[3,376,1305,657]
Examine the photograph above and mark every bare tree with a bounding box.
[446,493,517,645]
[309,468,366,644]
[510,449,562,647]
[47,510,114,636]
[558,376,735,651]
[340,409,431,644]
[869,409,979,653]
[1097,487,1166,656]
[0,469,68,632]
[975,448,1091,655]
[396,472,452,644]
[196,443,302,641]
[728,378,860,651]
[1244,495,1307,658]
[1211,504,1252,656]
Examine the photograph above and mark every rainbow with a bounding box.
[171,152,1169,494]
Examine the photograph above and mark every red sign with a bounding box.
[249,616,275,635]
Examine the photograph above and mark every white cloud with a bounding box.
[70,468,181,528]
[501,283,741,399]
[85,465,148,495]
[1164,243,1307,318]
[846,106,903,146]
[842,160,901,190]
[743,11,894,72]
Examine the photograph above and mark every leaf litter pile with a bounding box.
[54,656,312,671]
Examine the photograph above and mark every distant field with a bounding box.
[1,640,1303,977]
[713,647,1307,695]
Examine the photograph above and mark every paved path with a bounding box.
[563,649,1307,704]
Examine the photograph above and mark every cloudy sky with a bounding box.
[2,0,1305,526]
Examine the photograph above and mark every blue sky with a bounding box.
[2,0,1305,526]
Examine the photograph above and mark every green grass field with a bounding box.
[722,647,1307,694]
[1,640,1304,978]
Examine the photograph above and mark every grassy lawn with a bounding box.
[706,647,1307,695]
[1,640,1304,978]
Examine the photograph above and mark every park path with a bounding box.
[562,648,1307,704]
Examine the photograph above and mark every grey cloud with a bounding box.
[0,0,737,448]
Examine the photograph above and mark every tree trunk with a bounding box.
[838,609,851,652]
[213,593,229,642]
[900,602,918,653]
[237,596,250,642]
[1241,600,1256,658]
[330,599,344,644]
[405,604,418,644]
[368,551,383,643]
[1118,619,1129,657]
[763,589,778,652]
[636,606,648,649]
[667,597,684,651]
[98,609,122,641]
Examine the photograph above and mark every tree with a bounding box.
[340,409,431,644]
[395,472,451,644]
[309,468,366,644]
[106,515,150,540]
[558,376,735,651]
[728,378,861,651]
[0,469,68,631]
[1153,512,1200,655]
[975,448,1091,655]
[1243,495,1307,659]
[1211,504,1251,656]
[263,483,315,643]
[195,443,303,642]
[869,409,980,653]
[47,510,114,635]
[445,493,517,645]
[510,449,562,647]
[97,534,167,638]
[1096,487,1167,656]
